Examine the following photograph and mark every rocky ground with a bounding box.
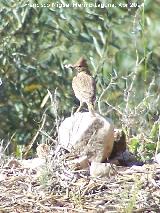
[0,154,160,213]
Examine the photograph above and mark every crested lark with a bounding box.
[71,57,96,114]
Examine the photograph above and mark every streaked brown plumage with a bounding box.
[72,57,96,114]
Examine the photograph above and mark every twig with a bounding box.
[23,114,46,158]
[39,130,57,144]
[98,78,115,115]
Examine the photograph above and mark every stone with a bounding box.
[90,162,117,177]
[109,149,143,166]
[6,159,21,168]
[21,158,46,170]
[110,128,126,158]
[36,144,50,159]
[58,112,114,163]
[154,153,160,164]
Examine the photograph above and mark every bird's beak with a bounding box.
[64,64,74,69]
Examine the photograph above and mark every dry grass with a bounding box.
[0,149,160,213]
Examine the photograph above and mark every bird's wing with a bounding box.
[72,72,96,102]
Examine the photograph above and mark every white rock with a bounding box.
[154,153,160,164]
[0,173,6,181]
[90,161,116,177]
[20,158,46,169]
[6,159,21,168]
[58,112,114,163]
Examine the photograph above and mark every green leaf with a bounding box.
[93,37,103,57]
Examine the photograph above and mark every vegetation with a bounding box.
[0,1,160,212]
[0,0,159,159]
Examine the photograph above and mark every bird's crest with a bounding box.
[73,57,88,68]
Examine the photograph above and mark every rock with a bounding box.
[0,173,6,181]
[21,158,46,170]
[110,129,127,158]
[68,156,90,170]
[58,112,114,163]
[6,159,21,168]
[154,153,160,164]
[109,149,142,166]
[90,162,116,177]
[36,144,50,159]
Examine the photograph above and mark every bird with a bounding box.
[71,57,96,114]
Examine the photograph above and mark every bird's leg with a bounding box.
[87,102,95,116]
[76,101,83,113]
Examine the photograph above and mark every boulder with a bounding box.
[58,112,114,163]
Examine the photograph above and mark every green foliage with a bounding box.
[0,0,159,159]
